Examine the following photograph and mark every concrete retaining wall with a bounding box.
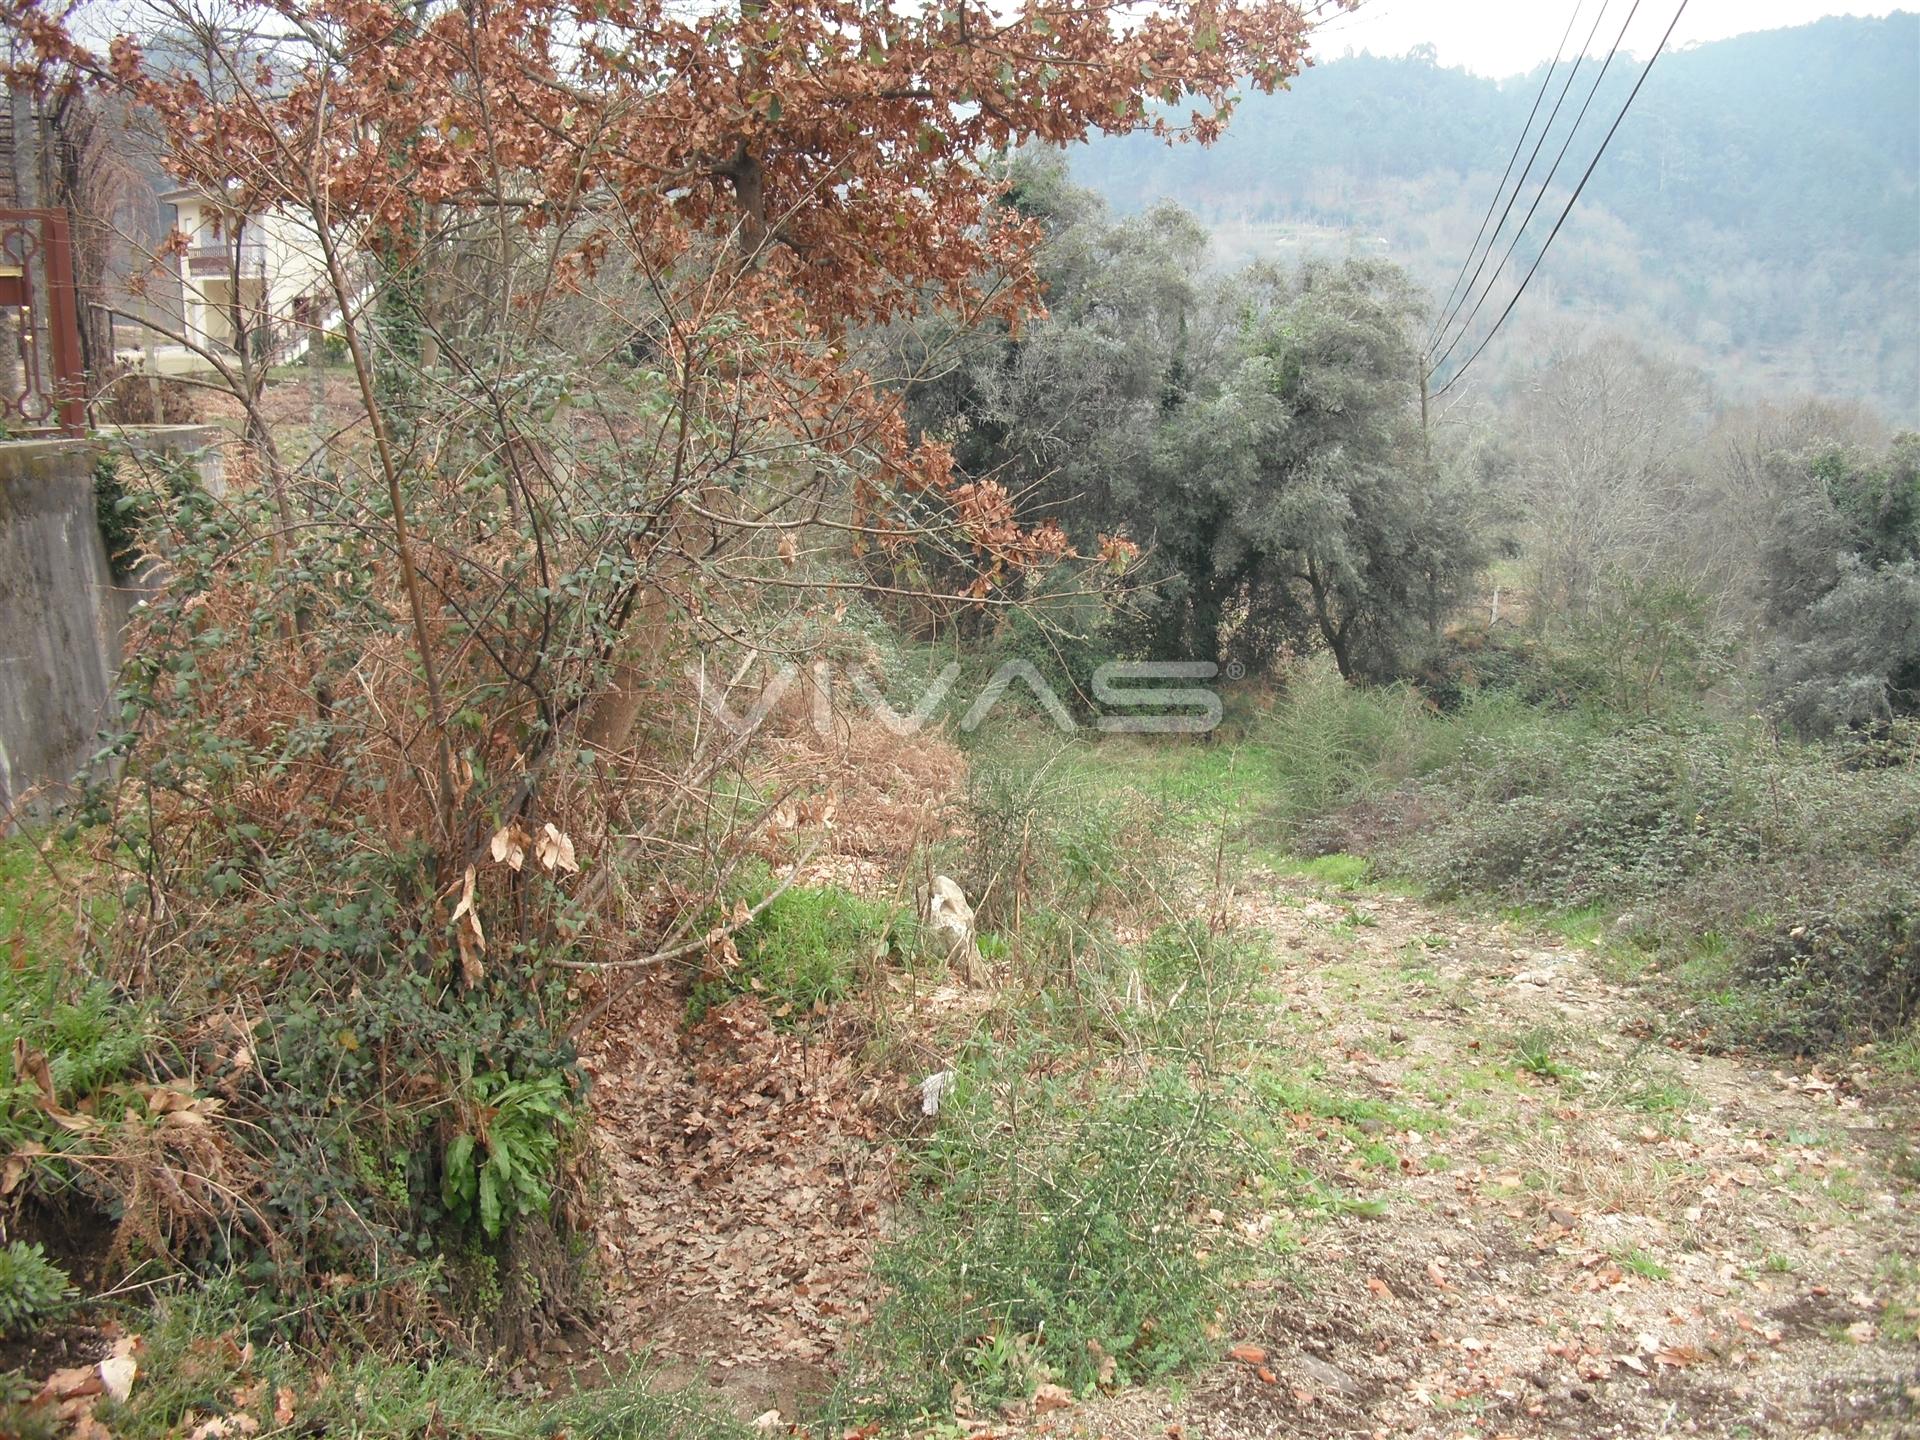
[0,426,226,828]
[0,438,125,827]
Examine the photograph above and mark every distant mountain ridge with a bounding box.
[1069,13,1920,421]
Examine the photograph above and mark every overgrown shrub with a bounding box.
[993,562,1120,717]
[92,454,146,581]
[957,741,1146,930]
[1730,874,1920,1050]
[48,460,604,1335]
[869,1061,1238,1413]
[1389,720,1761,910]
[3,1276,752,1440]
[1296,697,1920,1050]
[1046,919,1273,1058]
[1258,658,1434,828]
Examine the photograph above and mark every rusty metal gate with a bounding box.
[0,208,85,436]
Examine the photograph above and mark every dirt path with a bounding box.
[569,734,1917,1438]
[1046,867,1920,1440]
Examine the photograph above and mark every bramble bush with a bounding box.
[954,740,1158,933]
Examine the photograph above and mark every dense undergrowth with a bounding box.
[1218,655,1920,1057]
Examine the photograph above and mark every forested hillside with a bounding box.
[1072,14,1920,419]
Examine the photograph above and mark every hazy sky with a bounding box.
[1312,1,1910,77]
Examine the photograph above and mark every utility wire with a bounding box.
[1424,0,1591,356]
[1425,0,1617,360]
[1432,0,1691,400]
[1428,0,1644,377]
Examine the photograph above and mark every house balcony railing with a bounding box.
[186,236,269,277]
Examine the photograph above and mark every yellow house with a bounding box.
[158,186,331,359]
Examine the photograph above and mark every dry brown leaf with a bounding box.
[1087,1338,1117,1390]
[1032,1382,1073,1414]
[146,1085,191,1114]
[36,1365,104,1404]
[162,1096,225,1128]
[15,1037,98,1132]
[536,823,579,875]
[1,1141,48,1196]
[489,821,530,872]
[1226,1343,1268,1365]
[13,1037,56,1104]
[188,1415,261,1439]
[451,864,486,984]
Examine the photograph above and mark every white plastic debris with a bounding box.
[920,1069,957,1116]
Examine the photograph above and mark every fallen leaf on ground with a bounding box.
[1032,1383,1074,1414]
[98,1344,138,1403]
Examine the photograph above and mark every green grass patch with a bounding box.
[1281,853,1372,887]
[0,835,150,1165]
[1512,1026,1579,1084]
[6,1278,751,1439]
[1501,901,1614,950]
[864,1055,1252,1416]
[854,919,1296,1420]
[1253,1070,1443,1136]
[1877,1026,1920,1079]
[1612,1247,1672,1281]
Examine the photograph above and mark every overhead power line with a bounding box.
[1428,0,1645,378]
[1424,0,1594,357]
[1431,0,1692,400]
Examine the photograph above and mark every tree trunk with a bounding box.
[1306,557,1354,680]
